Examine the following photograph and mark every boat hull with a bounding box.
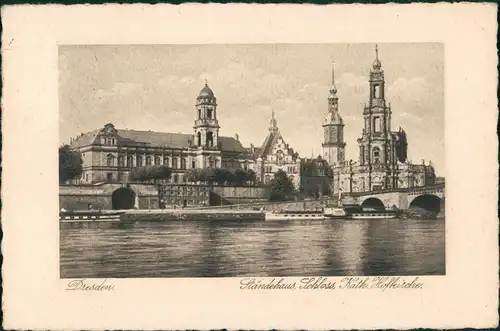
[351,213,398,220]
[60,211,124,223]
[265,213,327,221]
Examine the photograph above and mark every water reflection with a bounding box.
[60,218,445,278]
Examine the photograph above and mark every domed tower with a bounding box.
[322,61,346,166]
[194,80,220,149]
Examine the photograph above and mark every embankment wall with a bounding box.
[60,183,271,210]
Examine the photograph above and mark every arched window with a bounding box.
[155,156,161,165]
[206,131,214,147]
[127,155,133,167]
[173,174,178,183]
[373,117,381,133]
[197,132,201,146]
[180,158,186,169]
[172,158,178,169]
[198,109,201,119]
[374,84,380,98]
[372,147,381,164]
[146,156,152,166]
[137,155,143,167]
[207,108,212,119]
[106,154,115,166]
[163,156,169,167]
[118,156,125,167]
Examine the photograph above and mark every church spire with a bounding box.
[329,61,337,95]
[269,109,278,133]
[328,60,339,111]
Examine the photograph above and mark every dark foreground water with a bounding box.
[60,218,445,278]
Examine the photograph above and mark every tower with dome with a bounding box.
[322,61,346,166]
[68,81,256,185]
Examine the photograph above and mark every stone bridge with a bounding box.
[343,183,445,213]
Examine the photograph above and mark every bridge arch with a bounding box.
[360,197,385,211]
[112,187,137,210]
[408,194,442,213]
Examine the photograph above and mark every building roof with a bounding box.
[259,132,276,157]
[198,82,215,98]
[68,129,102,148]
[69,127,248,153]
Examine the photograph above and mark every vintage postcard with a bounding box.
[2,3,498,330]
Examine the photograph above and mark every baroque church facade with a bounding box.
[69,82,256,185]
[323,46,436,194]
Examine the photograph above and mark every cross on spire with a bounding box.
[375,44,379,60]
[332,60,335,85]
[205,79,208,86]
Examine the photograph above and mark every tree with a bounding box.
[59,144,83,183]
[245,169,257,185]
[128,165,172,182]
[183,167,257,186]
[198,167,217,184]
[215,168,231,185]
[233,168,246,186]
[269,169,296,201]
[184,169,199,183]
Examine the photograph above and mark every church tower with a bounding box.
[322,61,346,166]
[358,45,393,167]
[194,81,220,149]
[356,45,395,190]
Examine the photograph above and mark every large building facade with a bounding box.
[326,46,436,194]
[68,82,255,185]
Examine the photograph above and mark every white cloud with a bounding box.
[94,82,142,99]
[337,72,367,95]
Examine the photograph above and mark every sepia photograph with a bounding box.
[3,4,498,330]
[59,43,445,278]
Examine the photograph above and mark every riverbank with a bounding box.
[120,208,265,222]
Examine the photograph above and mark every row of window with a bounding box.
[161,199,208,206]
[264,166,298,173]
[162,191,209,197]
[162,185,209,191]
[106,154,193,169]
[102,137,116,145]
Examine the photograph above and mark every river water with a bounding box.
[60,218,445,278]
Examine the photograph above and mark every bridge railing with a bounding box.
[343,183,445,197]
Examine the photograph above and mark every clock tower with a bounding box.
[322,61,346,166]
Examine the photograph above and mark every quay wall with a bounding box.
[60,183,271,210]
[211,185,270,200]
[121,209,264,222]
[59,183,159,210]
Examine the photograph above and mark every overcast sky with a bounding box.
[59,43,444,175]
